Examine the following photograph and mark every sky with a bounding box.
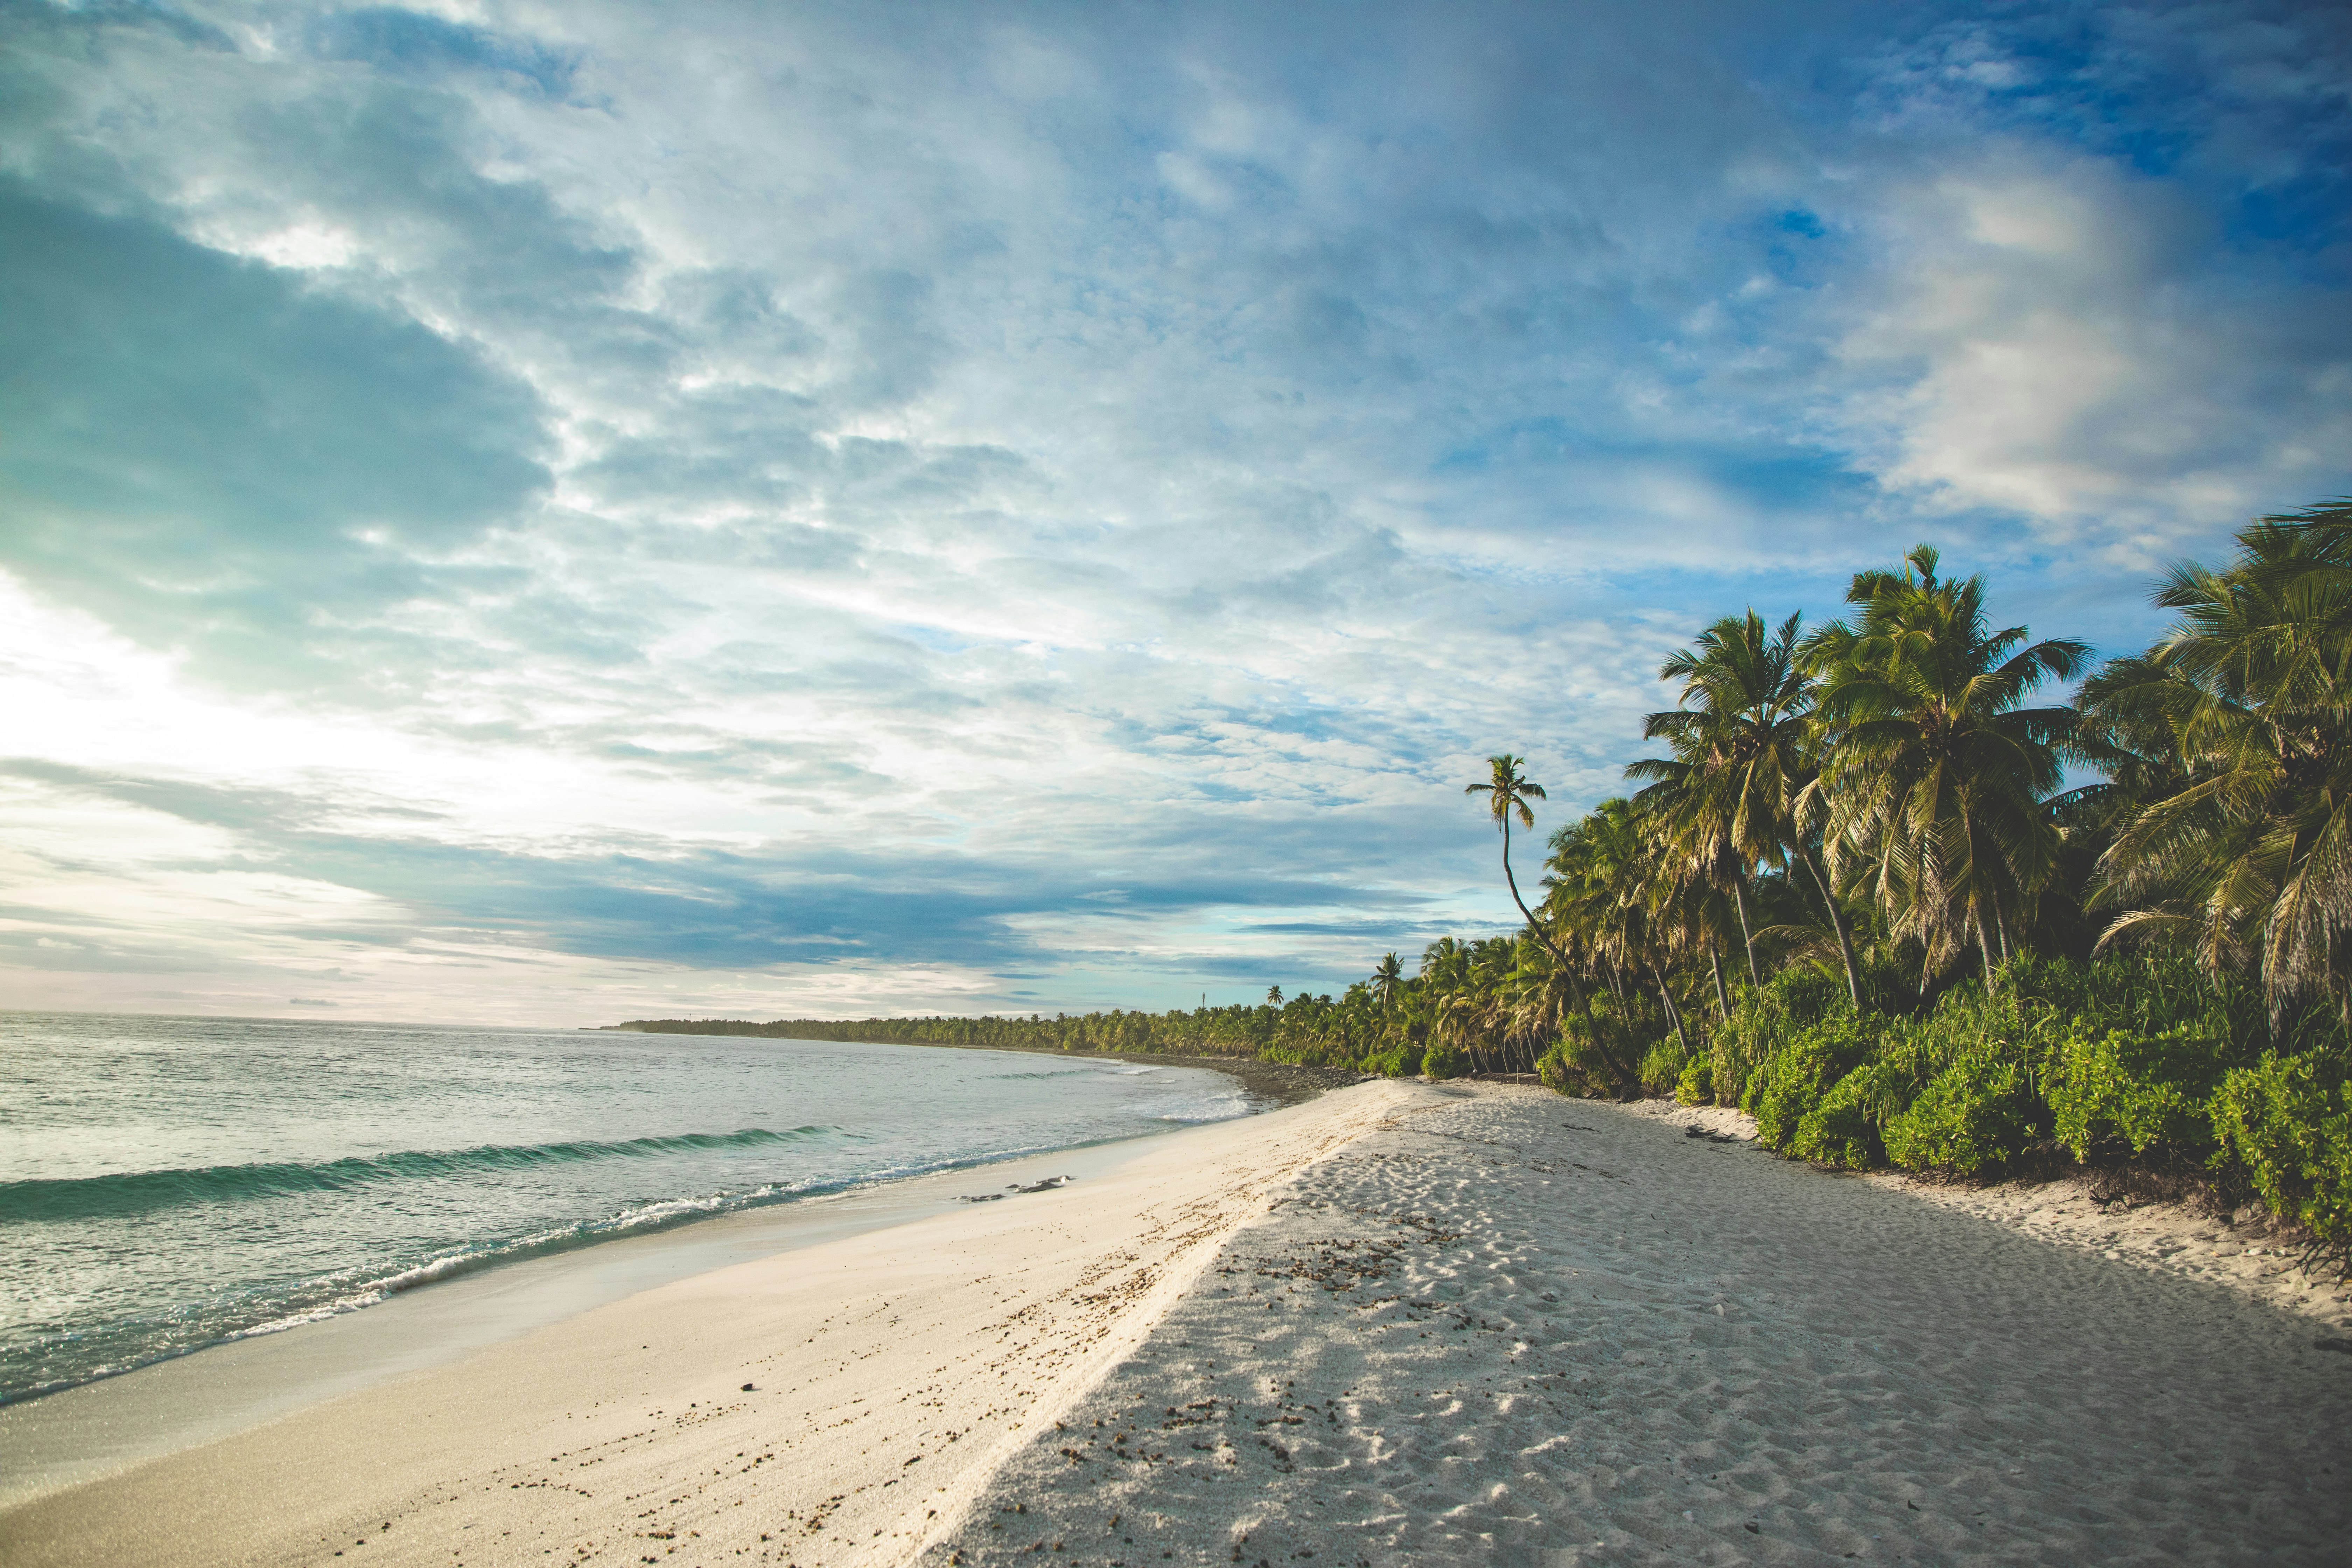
[1,0,2347,1027]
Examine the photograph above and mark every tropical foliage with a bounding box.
[629,502,2352,1265]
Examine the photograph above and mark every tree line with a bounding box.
[623,500,2350,1266]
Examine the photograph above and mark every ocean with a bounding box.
[0,1012,1260,1405]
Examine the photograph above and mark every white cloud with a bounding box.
[1830,150,2352,553]
[0,0,2346,1020]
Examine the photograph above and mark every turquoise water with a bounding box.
[0,1013,1258,1404]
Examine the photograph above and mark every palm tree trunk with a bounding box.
[1498,817,1581,979]
[1654,966,1692,1059]
[1977,914,1999,993]
[1562,968,1634,1096]
[1662,988,1691,1066]
[1709,948,1731,1022]
[1732,875,1760,985]
[1996,905,2013,966]
[1797,841,1864,1010]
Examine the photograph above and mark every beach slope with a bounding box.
[0,1080,1426,1568]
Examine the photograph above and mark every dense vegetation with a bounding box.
[628,502,2352,1266]
[616,1000,1383,1063]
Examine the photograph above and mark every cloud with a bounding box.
[306,7,582,99]
[0,183,552,688]
[1828,149,2352,552]
[0,0,2346,1022]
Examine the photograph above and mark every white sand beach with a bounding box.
[923,1085,2351,1566]
[6,1079,2348,1567]
[1612,1098,2352,1332]
[0,1081,1417,1567]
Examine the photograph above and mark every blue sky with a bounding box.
[1,0,2346,1024]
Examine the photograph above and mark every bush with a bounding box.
[1675,1054,1714,1106]
[1712,965,1855,1107]
[2045,1021,2226,1166]
[1742,1010,1881,1152]
[1791,1062,1894,1169]
[2211,1051,2352,1259]
[1882,1040,2049,1175]
[1362,1044,1422,1078]
[1421,1038,1469,1080]
[1552,991,1660,1096]
[1537,1038,1603,1097]
[1594,951,2350,1220]
[1639,1036,1688,1098]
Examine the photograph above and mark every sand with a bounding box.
[1611,1097,2352,1332]
[924,1085,2352,1565]
[7,1079,2349,1567]
[0,1082,1419,1568]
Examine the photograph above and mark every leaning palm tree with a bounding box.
[1804,546,2089,991]
[1466,754,1554,939]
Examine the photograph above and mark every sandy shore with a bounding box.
[0,1081,1420,1568]
[1612,1097,2352,1332]
[9,1079,2349,1567]
[926,1084,2351,1565]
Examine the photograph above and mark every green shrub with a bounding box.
[1790,1069,1881,1169]
[2045,1021,2226,1165]
[1552,996,1657,1096]
[1362,1044,1421,1078]
[1421,1038,1469,1080]
[1712,964,1866,1108]
[1675,1054,1714,1106]
[1659,952,2348,1210]
[1882,1040,2049,1175]
[1537,1037,1617,1097]
[1639,1036,1688,1098]
[2211,1052,2352,1252]
[1742,1010,1881,1152]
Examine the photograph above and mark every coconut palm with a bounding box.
[2090,502,2352,1022]
[1542,797,1682,1075]
[1804,546,2089,990]
[1466,754,1556,944]
[1629,609,1865,1007]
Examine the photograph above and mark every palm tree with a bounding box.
[1629,609,1865,1007]
[1543,798,1677,1077]
[2089,502,2352,1023]
[1466,754,1555,944]
[1804,546,2088,992]
[1370,952,1405,1011]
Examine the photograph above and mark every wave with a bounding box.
[984,1064,1166,1080]
[1,1136,1086,1407]
[1,1127,838,1223]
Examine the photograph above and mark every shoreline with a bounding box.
[0,1049,1296,1508]
[0,1081,1424,1565]
[8,1080,2346,1563]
